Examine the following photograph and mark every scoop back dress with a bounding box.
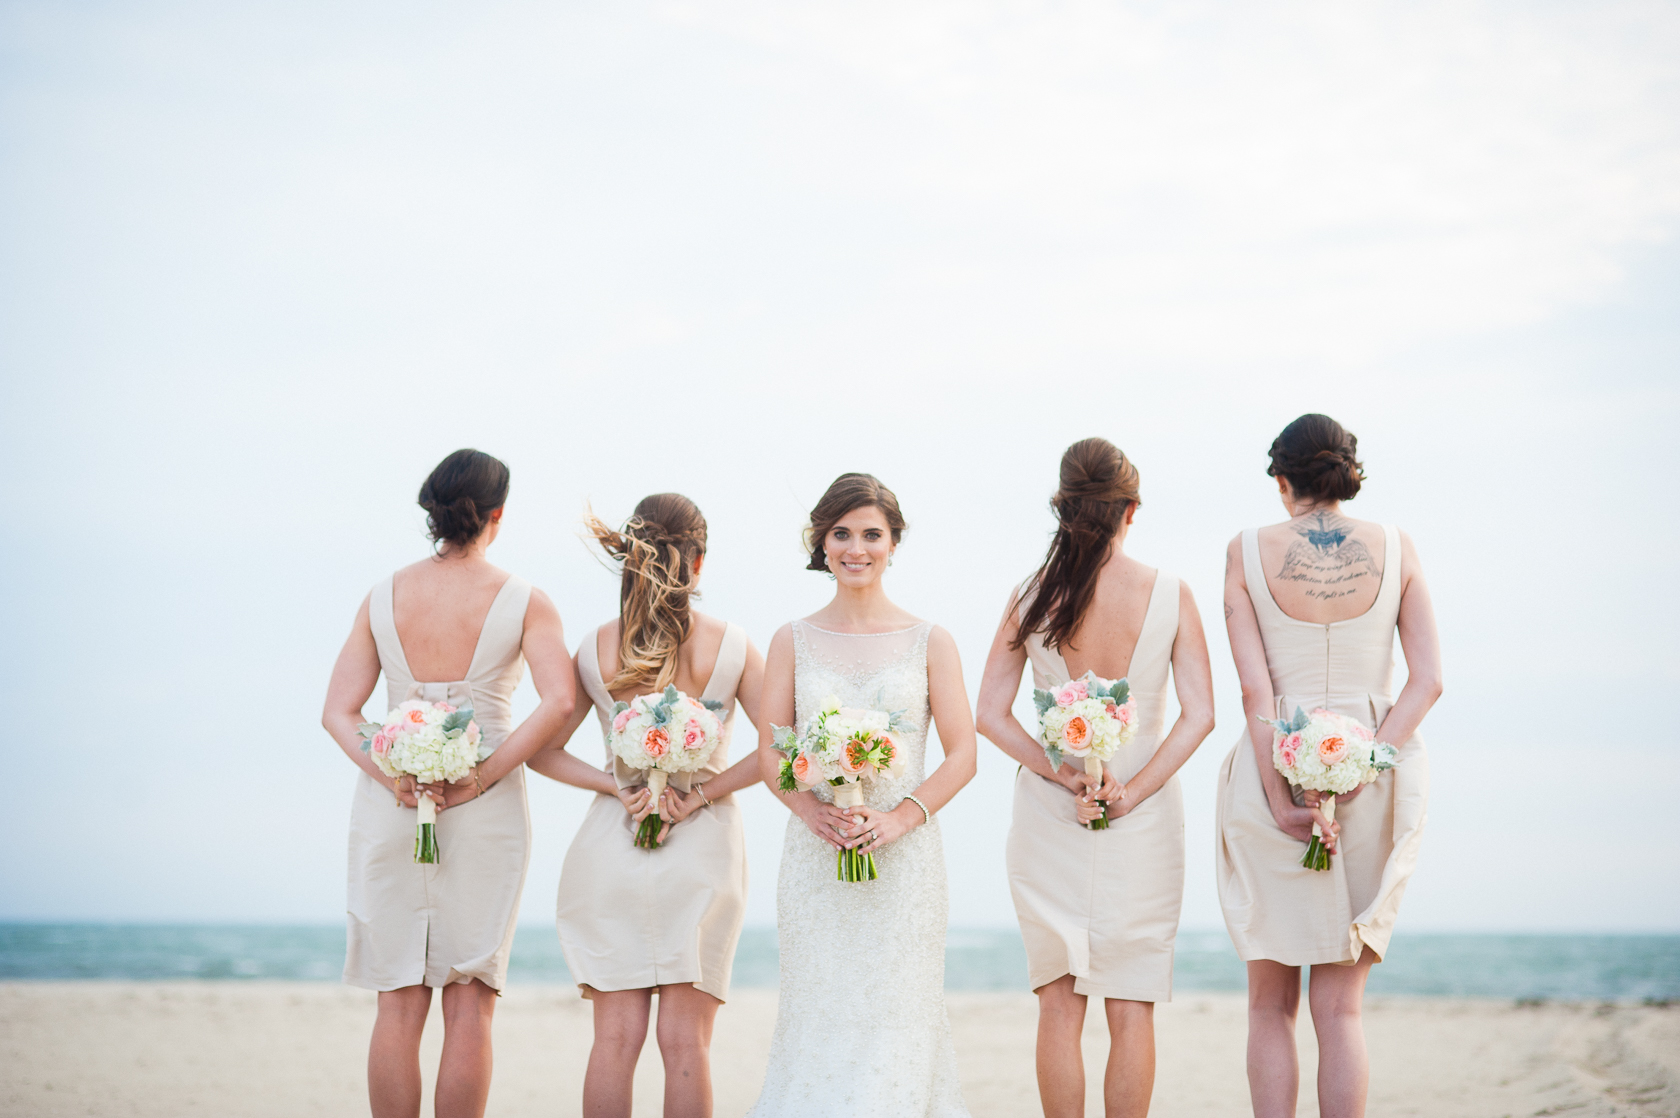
[344,573,534,991]
[1005,571,1186,1002]
[1215,525,1430,966]
[747,621,969,1118]
[554,622,750,1002]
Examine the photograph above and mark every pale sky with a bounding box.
[2,0,1677,932]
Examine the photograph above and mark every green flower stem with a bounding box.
[414,823,439,864]
[635,814,664,850]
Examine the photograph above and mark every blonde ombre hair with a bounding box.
[584,493,708,692]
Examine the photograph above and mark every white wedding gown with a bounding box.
[746,621,970,1117]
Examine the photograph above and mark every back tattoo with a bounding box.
[1276,513,1381,602]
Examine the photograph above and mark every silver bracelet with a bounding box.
[696,783,712,807]
[903,794,930,825]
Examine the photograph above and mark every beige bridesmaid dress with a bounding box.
[555,623,750,1002]
[1216,525,1430,966]
[344,574,534,992]
[1005,572,1187,1002]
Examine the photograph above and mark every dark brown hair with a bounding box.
[418,449,511,550]
[584,494,708,692]
[1013,437,1141,652]
[803,473,906,572]
[1267,414,1365,503]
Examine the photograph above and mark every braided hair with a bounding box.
[583,493,708,692]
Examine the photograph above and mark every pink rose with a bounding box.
[682,720,706,751]
[464,721,481,745]
[612,708,634,733]
[402,708,427,726]
[1279,732,1302,768]
[790,752,820,786]
[436,702,456,713]
[1055,681,1088,707]
[1353,723,1374,741]
[643,727,670,759]
[1116,702,1134,725]
[371,729,393,756]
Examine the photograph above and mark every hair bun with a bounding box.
[418,449,511,550]
[1266,415,1364,502]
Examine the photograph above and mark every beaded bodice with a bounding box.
[791,620,932,810]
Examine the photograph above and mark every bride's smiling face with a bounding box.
[824,505,894,588]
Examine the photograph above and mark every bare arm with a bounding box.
[322,595,418,800]
[524,652,618,796]
[697,637,768,801]
[755,625,852,850]
[850,625,978,855]
[975,590,1093,795]
[1110,581,1216,816]
[1225,535,1336,846]
[1374,531,1443,745]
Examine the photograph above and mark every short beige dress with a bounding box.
[344,574,534,992]
[1216,525,1430,966]
[1005,572,1187,1002]
[554,623,750,1002]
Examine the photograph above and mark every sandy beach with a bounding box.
[1,983,1675,1117]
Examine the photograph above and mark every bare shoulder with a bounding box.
[687,610,728,642]
[925,624,961,663]
[766,622,796,654]
[1225,533,1246,581]
[524,585,561,622]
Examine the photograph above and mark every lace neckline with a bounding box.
[798,620,926,637]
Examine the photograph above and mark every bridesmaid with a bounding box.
[976,437,1215,1118]
[528,493,765,1118]
[321,448,575,1118]
[1216,414,1441,1118]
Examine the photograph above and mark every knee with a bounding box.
[1309,993,1363,1030]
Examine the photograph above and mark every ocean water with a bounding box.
[2,924,1676,1000]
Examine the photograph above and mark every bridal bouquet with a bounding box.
[608,685,726,850]
[1261,706,1398,871]
[1033,672,1137,830]
[359,700,488,863]
[773,695,906,882]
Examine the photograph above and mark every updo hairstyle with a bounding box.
[1266,414,1365,503]
[584,493,708,692]
[418,449,511,551]
[1014,437,1141,652]
[803,473,907,572]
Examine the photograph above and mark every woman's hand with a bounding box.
[1051,763,1093,797]
[793,796,853,851]
[424,767,485,811]
[1074,790,1107,825]
[391,775,428,809]
[1272,801,1339,852]
[844,802,922,856]
[616,785,656,823]
[1305,784,1364,806]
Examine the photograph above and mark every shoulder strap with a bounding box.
[1241,528,1284,622]
[702,622,749,703]
[1375,524,1403,615]
[576,624,617,715]
[466,576,532,679]
[367,576,412,681]
[1138,572,1180,666]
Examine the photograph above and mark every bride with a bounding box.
[748,472,978,1117]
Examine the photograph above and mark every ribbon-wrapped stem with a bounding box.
[414,795,440,864]
[1301,792,1336,871]
[1083,756,1110,831]
[635,770,669,850]
[832,782,877,882]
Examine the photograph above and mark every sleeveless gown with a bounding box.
[554,623,751,1001]
[747,621,970,1118]
[344,573,534,991]
[1215,525,1430,966]
[1006,571,1186,1001]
